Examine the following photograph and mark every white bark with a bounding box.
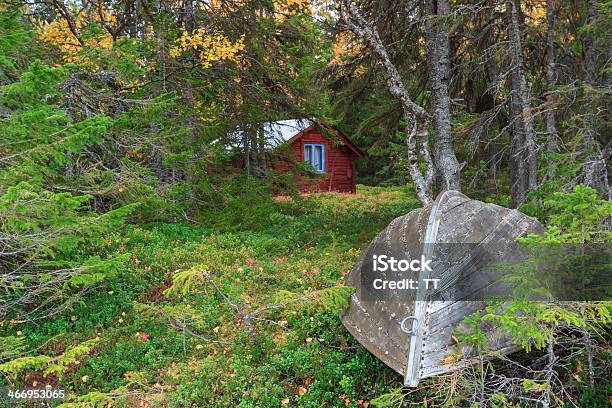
[341,1,434,205]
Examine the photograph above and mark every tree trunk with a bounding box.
[425,0,462,191]
[258,126,267,177]
[582,0,611,199]
[341,1,434,206]
[543,336,556,408]
[509,92,527,207]
[544,0,558,179]
[182,0,198,202]
[243,130,251,175]
[584,0,597,90]
[249,126,260,176]
[184,0,196,135]
[583,330,595,388]
[507,0,537,205]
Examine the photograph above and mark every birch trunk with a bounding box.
[341,1,434,205]
[425,0,462,191]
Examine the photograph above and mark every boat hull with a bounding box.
[341,191,545,386]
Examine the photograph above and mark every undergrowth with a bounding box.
[0,185,419,407]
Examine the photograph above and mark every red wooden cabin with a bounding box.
[267,120,363,193]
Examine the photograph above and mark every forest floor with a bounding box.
[15,185,422,407]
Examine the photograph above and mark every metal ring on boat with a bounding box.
[400,316,419,335]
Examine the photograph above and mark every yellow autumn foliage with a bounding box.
[330,31,364,64]
[36,9,115,65]
[273,0,311,15]
[170,28,245,68]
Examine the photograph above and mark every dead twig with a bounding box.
[201,270,259,345]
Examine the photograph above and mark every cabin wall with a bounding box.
[270,128,357,193]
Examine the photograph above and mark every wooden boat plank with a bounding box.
[341,190,545,385]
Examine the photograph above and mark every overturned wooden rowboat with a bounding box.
[341,190,544,387]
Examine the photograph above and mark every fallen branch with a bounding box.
[201,270,259,345]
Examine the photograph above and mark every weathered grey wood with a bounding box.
[341,190,544,386]
[343,209,422,375]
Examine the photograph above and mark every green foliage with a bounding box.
[57,384,137,408]
[0,181,137,319]
[482,301,608,352]
[0,60,113,185]
[57,392,115,408]
[540,184,612,242]
[445,183,612,406]
[163,267,207,298]
[473,186,611,353]
[0,338,97,378]
[370,387,406,407]
[0,336,26,359]
[0,355,52,375]
[454,311,490,353]
[300,285,356,315]
[1,1,610,406]
[271,285,356,317]
[0,186,413,406]
[0,9,31,73]
[514,185,612,302]
[1,60,64,107]
[44,338,98,377]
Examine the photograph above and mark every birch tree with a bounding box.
[339,0,436,205]
[339,0,466,205]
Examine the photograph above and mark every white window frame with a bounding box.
[303,143,326,173]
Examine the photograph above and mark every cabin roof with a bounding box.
[265,119,363,157]
[264,119,314,145]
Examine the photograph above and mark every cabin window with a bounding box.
[304,144,325,173]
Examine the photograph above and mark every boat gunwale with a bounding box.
[404,190,459,386]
